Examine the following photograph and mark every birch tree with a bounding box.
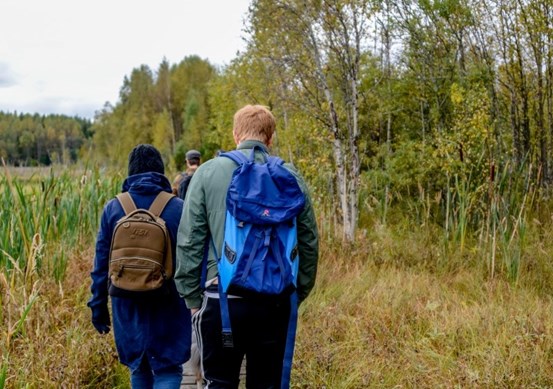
[247,0,375,241]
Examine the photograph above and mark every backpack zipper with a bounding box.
[111,257,167,278]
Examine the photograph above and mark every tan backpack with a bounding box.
[108,191,174,295]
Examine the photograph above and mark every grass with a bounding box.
[2,166,553,387]
[1,247,129,388]
[294,231,553,388]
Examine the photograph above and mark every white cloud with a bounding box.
[0,0,251,118]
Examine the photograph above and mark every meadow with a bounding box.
[2,166,553,388]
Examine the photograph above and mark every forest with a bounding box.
[0,113,91,166]
[3,0,553,386]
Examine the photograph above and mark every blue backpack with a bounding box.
[214,147,305,388]
[218,148,305,297]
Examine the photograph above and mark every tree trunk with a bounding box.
[308,20,353,242]
[548,25,553,183]
[536,55,547,184]
[347,76,360,241]
[514,26,531,159]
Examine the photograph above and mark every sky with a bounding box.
[0,0,252,120]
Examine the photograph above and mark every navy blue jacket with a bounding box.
[87,172,191,371]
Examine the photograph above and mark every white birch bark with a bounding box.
[306,21,352,241]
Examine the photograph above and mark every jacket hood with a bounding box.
[122,172,172,194]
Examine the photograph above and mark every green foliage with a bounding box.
[89,56,216,169]
[205,71,237,152]
[0,361,6,389]
[151,109,174,163]
[172,140,188,172]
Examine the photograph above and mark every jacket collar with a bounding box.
[236,140,269,153]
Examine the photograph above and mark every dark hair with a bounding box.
[127,144,165,176]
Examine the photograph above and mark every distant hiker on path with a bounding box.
[88,144,191,388]
[172,149,201,200]
[174,105,319,388]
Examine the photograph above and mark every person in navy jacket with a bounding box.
[88,144,191,388]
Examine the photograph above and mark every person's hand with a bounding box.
[191,308,199,316]
[91,305,111,334]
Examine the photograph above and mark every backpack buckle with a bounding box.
[221,330,234,348]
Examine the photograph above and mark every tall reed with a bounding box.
[0,163,122,281]
[486,161,536,281]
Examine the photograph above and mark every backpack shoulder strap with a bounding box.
[220,150,249,165]
[116,193,137,215]
[149,191,175,217]
[267,155,285,168]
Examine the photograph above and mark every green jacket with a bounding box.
[174,140,319,309]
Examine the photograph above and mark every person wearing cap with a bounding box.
[172,149,201,200]
[88,144,191,388]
